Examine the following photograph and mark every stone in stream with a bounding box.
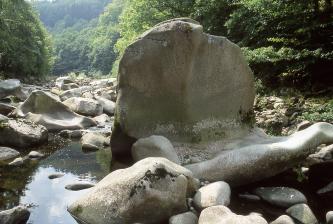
[60,86,92,101]
[0,147,20,161]
[0,103,16,115]
[63,97,103,116]
[0,79,27,101]
[317,181,333,194]
[131,135,180,164]
[80,132,107,151]
[253,187,307,208]
[93,114,110,126]
[59,129,84,139]
[0,119,48,148]
[327,211,333,224]
[13,90,96,131]
[112,18,333,186]
[28,151,44,159]
[169,211,198,224]
[0,114,8,122]
[286,204,318,224]
[68,158,199,224]
[238,193,261,201]
[198,206,268,224]
[9,157,24,166]
[0,205,30,224]
[48,173,64,179]
[270,215,295,224]
[95,96,115,116]
[193,181,231,210]
[65,182,95,191]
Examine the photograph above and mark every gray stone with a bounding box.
[63,97,103,116]
[80,132,107,151]
[0,114,8,122]
[96,97,115,116]
[286,204,318,224]
[0,79,27,101]
[309,144,333,161]
[169,211,198,224]
[60,86,92,101]
[0,205,30,224]
[270,215,295,224]
[28,151,44,158]
[0,103,16,115]
[112,18,255,155]
[193,181,231,210]
[65,182,95,191]
[9,157,24,166]
[132,135,180,164]
[297,121,313,131]
[326,211,333,224]
[13,91,96,131]
[253,187,307,208]
[0,147,20,161]
[48,173,64,179]
[186,123,333,186]
[0,119,48,148]
[198,205,268,224]
[61,83,79,91]
[90,78,116,88]
[55,76,74,89]
[238,193,261,201]
[59,129,84,139]
[68,157,199,224]
[93,114,110,126]
[317,181,333,194]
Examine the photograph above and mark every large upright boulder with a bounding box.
[112,18,255,154]
[13,90,96,131]
[68,157,199,224]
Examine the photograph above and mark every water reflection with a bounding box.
[0,141,112,224]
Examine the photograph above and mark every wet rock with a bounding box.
[327,211,333,224]
[61,83,79,91]
[112,18,255,155]
[68,157,199,224]
[13,91,96,131]
[286,204,318,224]
[193,181,231,210]
[80,132,107,151]
[59,129,84,139]
[317,181,333,194]
[0,79,27,101]
[95,96,115,116]
[169,211,198,224]
[0,103,16,115]
[63,97,103,116]
[0,114,8,122]
[0,119,48,148]
[270,215,295,224]
[0,205,30,224]
[253,187,307,208]
[238,193,261,201]
[28,151,44,159]
[0,147,20,161]
[65,182,95,191]
[131,135,180,164]
[198,206,268,224]
[9,157,24,166]
[48,173,64,179]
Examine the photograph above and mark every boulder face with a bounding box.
[112,18,255,154]
[0,79,27,101]
[68,157,199,224]
[63,97,103,116]
[13,90,96,131]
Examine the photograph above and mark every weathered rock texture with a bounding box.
[112,18,255,155]
[13,90,96,131]
[68,157,199,224]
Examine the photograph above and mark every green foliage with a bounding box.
[300,99,333,123]
[0,0,53,78]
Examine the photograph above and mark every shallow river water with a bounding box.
[0,136,332,223]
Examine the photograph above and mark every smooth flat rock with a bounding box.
[48,173,64,179]
[0,147,20,161]
[68,157,199,224]
[169,211,198,224]
[65,182,95,191]
[286,204,318,224]
[198,205,268,224]
[13,90,96,131]
[0,119,48,148]
[254,187,307,208]
[132,135,180,164]
[193,181,231,210]
[0,206,30,224]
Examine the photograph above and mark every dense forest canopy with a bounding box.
[1,0,332,89]
[0,0,53,78]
